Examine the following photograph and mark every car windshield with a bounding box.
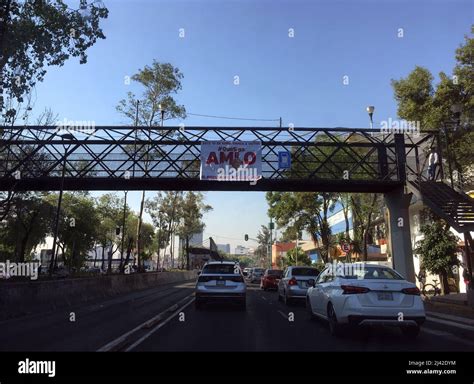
[202,264,237,274]
[254,269,265,273]
[267,270,283,276]
[343,266,403,280]
[292,268,319,276]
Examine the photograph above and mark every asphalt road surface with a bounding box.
[0,281,472,352]
[133,284,474,352]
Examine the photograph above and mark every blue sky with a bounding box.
[32,0,472,251]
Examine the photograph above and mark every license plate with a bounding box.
[216,280,225,286]
[377,292,393,301]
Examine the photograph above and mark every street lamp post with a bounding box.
[49,133,74,275]
[366,106,375,129]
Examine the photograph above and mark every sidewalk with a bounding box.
[423,293,474,339]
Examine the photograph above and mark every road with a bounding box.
[132,284,474,352]
[0,281,472,352]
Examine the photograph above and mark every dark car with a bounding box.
[260,269,283,291]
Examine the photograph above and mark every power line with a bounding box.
[187,113,280,122]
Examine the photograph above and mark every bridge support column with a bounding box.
[384,187,415,283]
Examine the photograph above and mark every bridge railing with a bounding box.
[0,126,434,192]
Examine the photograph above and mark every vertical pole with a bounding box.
[444,125,454,188]
[49,144,68,275]
[384,187,415,282]
[120,190,128,272]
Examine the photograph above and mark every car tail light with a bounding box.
[401,287,421,296]
[341,285,370,294]
[288,277,298,286]
[230,276,244,283]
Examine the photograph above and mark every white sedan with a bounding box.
[306,263,425,338]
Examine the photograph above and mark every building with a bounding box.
[216,243,230,254]
[235,245,251,256]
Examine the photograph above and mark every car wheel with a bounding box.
[402,326,420,339]
[278,290,282,301]
[327,303,342,336]
[284,291,291,306]
[306,297,314,319]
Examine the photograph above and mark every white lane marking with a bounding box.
[125,298,195,352]
[261,296,267,301]
[97,294,193,352]
[277,310,288,320]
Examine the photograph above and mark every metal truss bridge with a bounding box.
[0,126,436,193]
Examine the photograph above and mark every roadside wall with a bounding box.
[0,271,197,320]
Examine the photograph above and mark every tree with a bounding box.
[391,26,474,187]
[116,60,186,271]
[255,225,271,268]
[0,0,108,122]
[266,192,338,263]
[350,193,383,261]
[146,191,184,270]
[176,192,212,270]
[44,192,100,271]
[283,247,312,267]
[96,193,125,273]
[0,193,54,262]
[415,220,460,294]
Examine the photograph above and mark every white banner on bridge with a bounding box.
[200,141,262,182]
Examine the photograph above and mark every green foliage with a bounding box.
[1,0,108,122]
[415,220,459,276]
[116,61,186,127]
[43,192,101,270]
[391,26,474,186]
[283,247,312,267]
[266,191,337,263]
[0,192,54,262]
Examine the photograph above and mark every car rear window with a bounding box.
[267,270,283,276]
[253,268,265,273]
[292,268,319,276]
[343,267,403,280]
[202,264,237,274]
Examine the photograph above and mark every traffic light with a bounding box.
[244,234,248,241]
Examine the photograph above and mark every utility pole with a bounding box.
[120,190,128,272]
[269,219,274,270]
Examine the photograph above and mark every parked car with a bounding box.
[243,268,251,277]
[278,266,320,304]
[306,263,425,338]
[195,261,246,309]
[260,269,283,291]
[249,268,265,283]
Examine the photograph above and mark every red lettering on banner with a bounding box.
[206,152,218,165]
[244,152,256,165]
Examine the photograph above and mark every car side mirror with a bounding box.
[197,271,201,276]
[308,279,316,287]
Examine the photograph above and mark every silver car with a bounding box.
[278,266,320,305]
[249,268,265,283]
[195,261,246,309]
